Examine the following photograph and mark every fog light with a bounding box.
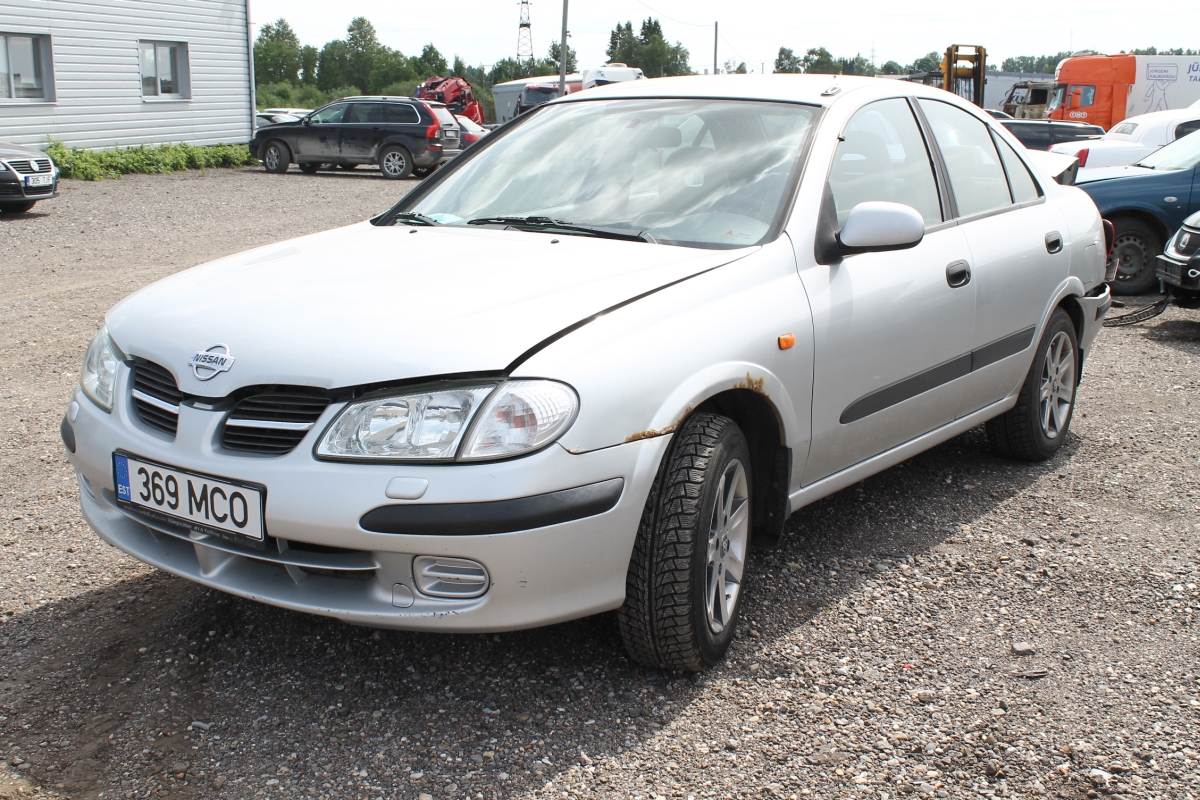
[412,556,489,598]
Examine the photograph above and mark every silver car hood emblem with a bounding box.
[188,344,235,380]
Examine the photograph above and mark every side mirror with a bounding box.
[303,117,313,126]
[838,202,925,250]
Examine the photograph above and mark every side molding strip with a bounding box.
[840,327,1036,425]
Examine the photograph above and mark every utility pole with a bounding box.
[517,0,533,61]
[713,22,718,75]
[559,0,568,96]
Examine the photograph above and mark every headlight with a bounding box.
[80,325,125,412]
[315,380,578,462]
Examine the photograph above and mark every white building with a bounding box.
[0,0,254,150]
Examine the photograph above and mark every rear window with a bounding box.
[431,106,458,127]
[1110,122,1138,136]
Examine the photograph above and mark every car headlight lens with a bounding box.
[460,381,579,460]
[80,325,124,412]
[316,380,578,461]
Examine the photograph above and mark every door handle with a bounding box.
[1045,231,1063,254]
[946,260,971,288]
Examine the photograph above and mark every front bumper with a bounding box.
[1156,253,1200,293]
[63,370,668,632]
[0,172,58,203]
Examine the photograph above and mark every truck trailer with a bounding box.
[1045,53,1200,130]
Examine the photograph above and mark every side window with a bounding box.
[1174,120,1200,141]
[829,98,942,227]
[1005,123,1051,150]
[993,134,1041,204]
[919,100,1012,218]
[1072,85,1096,107]
[310,104,347,124]
[381,104,420,124]
[344,104,376,123]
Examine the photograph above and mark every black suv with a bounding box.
[999,119,1103,151]
[251,97,462,179]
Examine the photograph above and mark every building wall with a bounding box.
[0,0,252,149]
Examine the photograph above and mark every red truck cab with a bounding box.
[1045,54,1136,130]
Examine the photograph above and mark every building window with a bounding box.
[0,33,52,100]
[140,41,189,98]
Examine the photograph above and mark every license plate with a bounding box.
[444,130,459,139]
[113,452,266,542]
[25,174,53,187]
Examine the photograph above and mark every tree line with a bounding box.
[254,16,692,121]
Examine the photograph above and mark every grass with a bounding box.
[46,140,256,181]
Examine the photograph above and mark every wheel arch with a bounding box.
[260,138,291,161]
[1103,207,1172,243]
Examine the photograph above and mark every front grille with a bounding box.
[6,158,53,175]
[131,359,183,436]
[0,184,22,196]
[221,387,331,455]
[23,184,54,196]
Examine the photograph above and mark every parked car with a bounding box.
[1049,108,1200,172]
[986,109,1013,120]
[255,112,300,129]
[1078,130,1200,294]
[1156,210,1200,308]
[63,76,1108,670]
[999,119,1103,151]
[249,96,462,179]
[260,107,313,117]
[0,141,59,213]
[455,114,489,146]
[515,82,566,116]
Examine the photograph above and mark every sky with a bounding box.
[251,0,1200,75]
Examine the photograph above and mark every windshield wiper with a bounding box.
[467,216,654,243]
[1130,162,1154,170]
[389,212,443,226]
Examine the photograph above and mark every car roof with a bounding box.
[337,96,423,104]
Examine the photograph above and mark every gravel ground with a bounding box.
[2,167,1198,800]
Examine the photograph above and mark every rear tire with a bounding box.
[1110,218,1162,295]
[618,413,752,671]
[297,162,320,174]
[986,308,1079,462]
[378,146,413,180]
[0,200,36,213]
[262,141,290,174]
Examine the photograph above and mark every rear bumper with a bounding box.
[1077,284,1111,356]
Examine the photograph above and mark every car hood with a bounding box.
[1074,164,1159,184]
[106,222,753,396]
[0,141,48,160]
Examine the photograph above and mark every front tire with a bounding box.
[1110,218,1162,295]
[378,146,413,180]
[986,308,1079,462]
[0,200,37,213]
[618,413,752,671]
[262,141,290,174]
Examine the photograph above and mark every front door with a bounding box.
[799,98,977,485]
[917,100,1070,415]
[293,103,346,160]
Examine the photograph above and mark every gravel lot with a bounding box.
[2,167,1198,800]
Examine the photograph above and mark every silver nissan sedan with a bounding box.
[63,75,1110,670]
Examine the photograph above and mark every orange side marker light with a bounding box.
[778,333,795,350]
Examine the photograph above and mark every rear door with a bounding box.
[339,103,386,162]
[918,100,1069,416]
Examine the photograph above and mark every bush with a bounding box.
[255,83,360,111]
[46,140,256,181]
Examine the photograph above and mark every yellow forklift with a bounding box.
[904,45,987,107]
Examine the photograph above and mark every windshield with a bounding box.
[399,98,818,249]
[1137,129,1200,170]
[521,87,559,106]
[1047,85,1066,112]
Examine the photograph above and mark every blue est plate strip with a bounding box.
[114,454,131,501]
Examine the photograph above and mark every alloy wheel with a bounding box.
[383,151,407,177]
[1038,330,1075,440]
[264,146,281,171]
[705,458,749,634]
